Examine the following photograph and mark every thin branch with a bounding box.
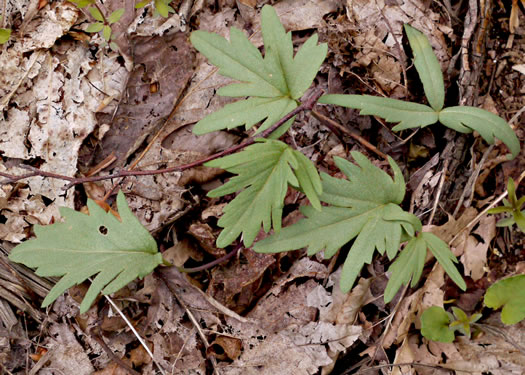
[0,89,324,190]
[311,110,389,161]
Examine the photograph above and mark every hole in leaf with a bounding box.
[99,226,108,235]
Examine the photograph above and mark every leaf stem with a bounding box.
[0,89,324,189]
[177,242,243,273]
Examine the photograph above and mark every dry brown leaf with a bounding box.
[188,223,225,257]
[208,335,242,360]
[29,323,94,375]
[391,337,416,375]
[92,33,195,168]
[345,0,452,97]
[459,215,496,281]
[208,249,276,313]
[237,0,257,7]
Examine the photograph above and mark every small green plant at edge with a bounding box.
[487,177,525,232]
[8,5,520,313]
[0,28,11,44]
[135,0,175,18]
[420,306,482,343]
[0,16,11,44]
[69,0,124,51]
[421,274,525,342]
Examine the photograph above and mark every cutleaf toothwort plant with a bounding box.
[8,5,519,312]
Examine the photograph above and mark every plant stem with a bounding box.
[177,242,243,273]
[0,89,324,189]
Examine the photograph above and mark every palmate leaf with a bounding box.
[319,25,520,159]
[190,5,327,135]
[318,95,438,131]
[254,151,422,293]
[384,232,466,302]
[439,106,520,159]
[8,191,163,313]
[206,139,322,248]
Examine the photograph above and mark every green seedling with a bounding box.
[191,5,467,299]
[135,0,175,18]
[488,177,525,232]
[319,25,520,160]
[421,275,525,343]
[70,0,123,50]
[254,152,465,297]
[420,306,481,343]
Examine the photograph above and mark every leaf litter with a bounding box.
[1,0,524,374]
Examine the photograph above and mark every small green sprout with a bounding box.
[488,177,525,232]
[135,0,175,18]
[421,306,481,343]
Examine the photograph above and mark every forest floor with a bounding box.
[0,0,524,374]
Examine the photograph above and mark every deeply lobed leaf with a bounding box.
[8,191,163,313]
[206,140,322,248]
[190,5,326,134]
[254,151,421,293]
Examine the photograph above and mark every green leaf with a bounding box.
[420,306,455,342]
[135,1,150,8]
[422,232,466,291]
[154,0,172,17]
[439,106,520,159]
[403,24,444,111]
[88,6,104,22]
[384,232,465,303]
[193,97,297,135]
[206,139,322,248]
[108,8,125,24]
[484,275,525,325]
[260,6,327,100]
[318,94,438,131]
[109,41,119,52]
[384,235,427,302]
[103,25,112,41]
[487,206,514,214]
[254,151,421,293]
[191,28,285,98]
[514,210,525,232]
[0,28,11,44]
[69,0,95,8]
[190,5,326,134]
[8,191,163,314]
[495,216,516,227]
[86,22,104,33]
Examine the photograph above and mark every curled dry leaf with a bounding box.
[208,249,276,313]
